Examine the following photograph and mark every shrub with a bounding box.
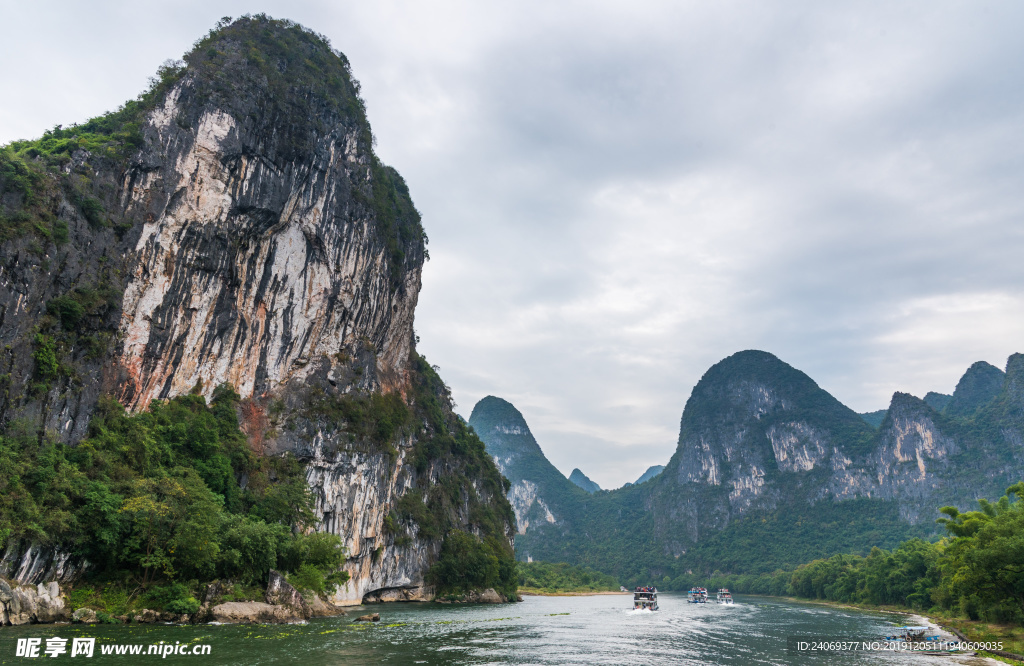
[217,516,287,584]
[46,295,85,330]
[32,334,60,380]
[143,583,200,614]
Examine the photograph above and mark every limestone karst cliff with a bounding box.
[0,16,515,603]
[467,397,579,542]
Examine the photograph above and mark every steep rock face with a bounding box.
[300,431,435,603]
[0,17,513,603]
[468,396,582,553]
[115,85,418,410]
[848,393,957,521]
[0,542,86,586]
[651,351,1024,555]
[652,351,875,551]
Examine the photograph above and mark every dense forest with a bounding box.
[523,481,1024,632]
[0,360,519,613]
[654,483,1024,625]
[0,387,348,614]
[517,561,619,594]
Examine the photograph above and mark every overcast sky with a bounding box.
[3,1,1023,487]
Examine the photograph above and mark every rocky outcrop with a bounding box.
[265,570,310,618]
[306,594,347,617]
[0,541,88,586]
[210,601,303,624]
[71,607,98,623]
[436,588,508,604]
[0,578,69,625]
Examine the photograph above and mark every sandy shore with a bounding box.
[901,612,1011,665]
[812,601,1006,664]
[731,596,1009,664]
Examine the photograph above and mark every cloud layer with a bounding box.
[3,1,1023,486]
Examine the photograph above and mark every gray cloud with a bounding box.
[3,1,1023,487]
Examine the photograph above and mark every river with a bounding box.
[0,594,1001,664]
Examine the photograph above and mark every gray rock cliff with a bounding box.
[0,16,513,602]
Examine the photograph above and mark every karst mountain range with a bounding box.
[470,350,1024,580]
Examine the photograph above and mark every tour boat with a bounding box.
[687,587,708,603]
[716,588,734,604]
[884,626,940,642]
[633,586,659,611]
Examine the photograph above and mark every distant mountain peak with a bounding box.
[923,392,953,412]
[945,361,1005,417]
[568,469,601,493]
[634,465,665,485]
[1005,353,1024,408]
[859,409,888,428]
[469,396,583,537]
[468,396,539,460]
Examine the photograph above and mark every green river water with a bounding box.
[0,594,998,664]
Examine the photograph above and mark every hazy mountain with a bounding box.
[859,409,888,428]
[569,469,602,493]
[923,391,953,412]
[468,397,588,548]
[633,465,665,485]
[944,361,1005,417]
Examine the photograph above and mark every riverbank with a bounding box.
[752,594,1024,663]
[2,592,947,663]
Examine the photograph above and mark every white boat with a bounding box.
[884,626,939,642]
[687,587,708,603]
[716,588,734,604]
[633,586,659,611]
